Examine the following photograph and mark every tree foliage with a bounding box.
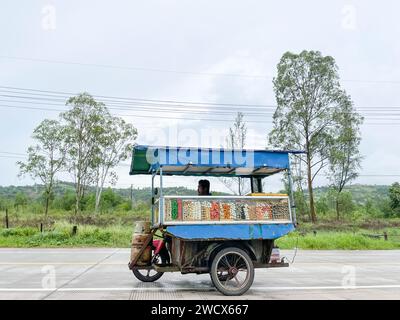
[327,95,363,219]
[93,116,137,213]
[17,119,67,217]
[268,50,362,223]
[61,92,109,214]
[389,182,400,213]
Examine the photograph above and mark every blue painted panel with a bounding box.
[151,147,290,170]
[130,145,305,175]
[166,223,295,240]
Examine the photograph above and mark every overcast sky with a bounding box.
[0,0,399,192]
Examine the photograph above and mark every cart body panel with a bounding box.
[165,223,295,240]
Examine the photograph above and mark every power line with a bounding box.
[0,56,270,79]
[0,151,26,156]
[1,152,399,177]
[3,151,399,177]
[2,103,400,125]
[0,155,26,159]
[1,151,399,177]
[0,103,274,123]
[0,86,278,109]
[2,85,400,110]
[4,96,400,118]
[1,86,400,115]
[2,56,400,85]
[1,85,400,124]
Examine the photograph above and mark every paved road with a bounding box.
[0,248,399,300]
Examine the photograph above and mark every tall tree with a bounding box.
[14,191,29,211]
[220,112,249,195]
[17,119,67,217]
[389,182,400,214]
[61,93,109,214]
[268,50,355,223]
[94,116,137,213]
[327,95,363,220]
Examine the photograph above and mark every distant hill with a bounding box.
[0,182,391,205]
[313,184,390,204]
[0,182,228,203]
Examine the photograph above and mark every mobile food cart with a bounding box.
[128,145,301,296]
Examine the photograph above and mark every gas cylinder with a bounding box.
[269,247,280,264]
[130,221,152,266]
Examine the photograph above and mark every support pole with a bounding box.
[130,184,134,209]
[5,208,9,229]
[151,170,156,226]
[287,165,297,226]
[159,166,164,225]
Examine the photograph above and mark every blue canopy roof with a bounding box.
[129,145,303,177]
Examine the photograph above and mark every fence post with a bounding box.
[5,208,9,229]
[383,232,388,241]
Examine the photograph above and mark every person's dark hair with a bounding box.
[198,179,210,193]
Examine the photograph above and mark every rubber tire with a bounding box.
[132,248,169,282]
[210,247,254,296]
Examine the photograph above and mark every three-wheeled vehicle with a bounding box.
[128,145,300,296]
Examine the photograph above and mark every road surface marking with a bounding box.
[0,262,126,265]
[1,262,400,265]
[0,284,400,292]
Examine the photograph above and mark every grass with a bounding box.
[0,222,132,247]
[1,210,400,249]
[1,222,400,249]
[276,230,400,250]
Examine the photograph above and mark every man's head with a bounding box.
[198,179,210,196]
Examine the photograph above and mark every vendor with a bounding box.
[198,179,211,196]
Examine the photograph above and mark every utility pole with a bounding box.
[130,184,134,209]
[5,208,9,228]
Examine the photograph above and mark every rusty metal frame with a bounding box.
[128,229,155,269]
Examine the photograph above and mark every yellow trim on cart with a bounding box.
[247,193,288,197]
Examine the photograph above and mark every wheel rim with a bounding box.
[215,251,250,291]
[136,253,162,279]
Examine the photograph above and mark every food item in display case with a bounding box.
[170,199,179,220]
[260,202,273,220]
[243,203,250,220]
[256,203,264,220]
[177,199,182,220]
[210,201,220,220]
[183,200,202,221]
[201,201,211,220]
[235,201,249,220]
[249,204,257,220]
[170,199,176,220]
[183,200,193,221]
[169,198,183,221]
[193,201,201,220]
[222,203,232,220]
[272,199,289,220]
[164,199,172,221]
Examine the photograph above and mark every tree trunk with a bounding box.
[95,189,101,214]
[45,177,54,219]
[306,154,317,223]
[75,178,80,215]
[336,197,340,221]
[44,194,50,218]
[336,200,340,220]
[95,169,106,214]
